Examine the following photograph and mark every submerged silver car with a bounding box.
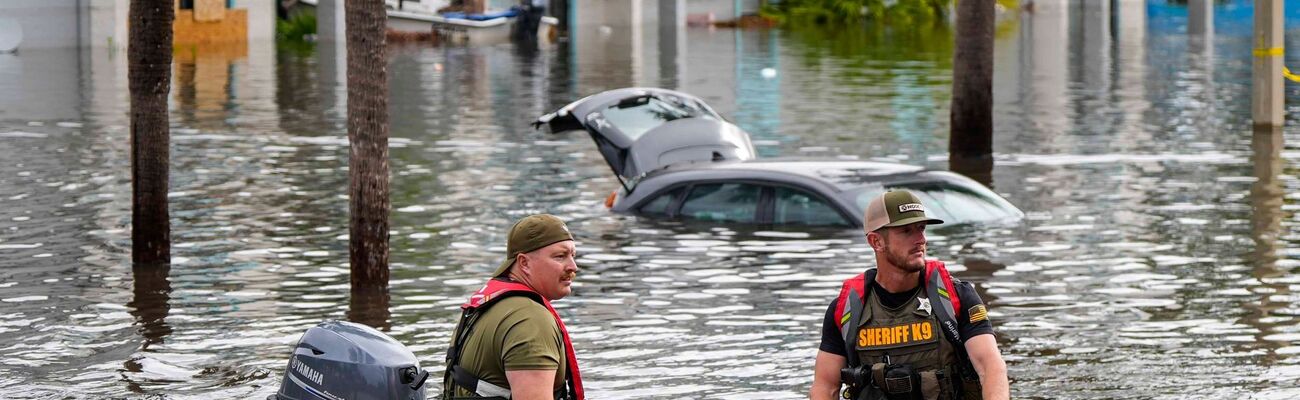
[534,88,1023,228]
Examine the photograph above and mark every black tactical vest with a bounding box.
[849,288,961,400]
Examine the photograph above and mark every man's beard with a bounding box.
[885,246,926,272]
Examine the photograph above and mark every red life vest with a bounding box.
[457,279,585,400]
[834,260,962,337]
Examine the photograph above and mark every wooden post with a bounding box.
[1253,0,1284,127]
[346,0,391,292]
[949,0,995,186]
[129,0,174,265]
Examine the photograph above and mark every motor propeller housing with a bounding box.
[269,320,428,400]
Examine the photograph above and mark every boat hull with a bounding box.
[295,0,556,45]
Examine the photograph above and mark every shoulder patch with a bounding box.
[968,304,988,323]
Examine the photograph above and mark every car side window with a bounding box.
[639,187,684,216]
[773,187,849,226]
[679,183,761,223]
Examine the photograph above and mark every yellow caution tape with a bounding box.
[1253,46,1300,83]
[1284,67,1300,83]
[1255,47,1285,57]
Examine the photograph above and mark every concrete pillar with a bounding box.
[658,0,685,88]
[1190,0,1216,88]
[316,0,346,45]
[1021,0,1068,137]
[1252,0,1284,127]
[572,0,643,89]
[1113,0,1148,149]
[234,0,276,42]
[1076,0,1110,96]
[1188,0,1213,36]
[317,0,347,119]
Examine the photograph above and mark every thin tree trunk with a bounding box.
[346,0,390,296]
[949,0,995,186]
[129,0,174,265]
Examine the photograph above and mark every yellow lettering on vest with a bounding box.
[858,322,940,349]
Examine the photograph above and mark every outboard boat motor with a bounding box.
[269,320,429,400]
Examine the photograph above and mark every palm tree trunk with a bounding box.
[129,0,174,265]
[346,0,390,294]
[949,0,995,186]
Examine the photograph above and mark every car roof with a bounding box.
[640,158,927,191]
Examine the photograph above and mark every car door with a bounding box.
[770,186,853,227]
[672,182,768,224]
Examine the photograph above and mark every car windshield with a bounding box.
[597,96,715,141]
[849,181,1021,224]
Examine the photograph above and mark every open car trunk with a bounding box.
[534,88,756,192]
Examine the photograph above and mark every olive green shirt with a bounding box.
[448,296,565,397]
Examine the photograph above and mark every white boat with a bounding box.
[296,0,557,45]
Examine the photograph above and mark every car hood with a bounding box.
[533,88,756,191]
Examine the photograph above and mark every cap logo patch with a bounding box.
[898,203,924,213]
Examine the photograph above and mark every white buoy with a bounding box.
[761,68,777,79]
[0,17,22,54]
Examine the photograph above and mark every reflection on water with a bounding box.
[1,2,1300,398]
[350,286,392,331]
[1252,125,1285,275]
[125,263,172,393]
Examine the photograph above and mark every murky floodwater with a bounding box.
[2,2,1299,399]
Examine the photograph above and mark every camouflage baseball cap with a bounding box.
[863,190,945,233]
[492,214,575,277]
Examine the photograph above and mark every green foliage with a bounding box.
[765,0,1021,26]
[768,0,950,24]
[277,11,317,42]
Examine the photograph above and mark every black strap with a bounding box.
[444,292,572,400]
[842,269,877,368]
[445,309,482,398]
[923,275,980,385]
[451,365,501,399]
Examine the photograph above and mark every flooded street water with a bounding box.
[2,2,1299,399]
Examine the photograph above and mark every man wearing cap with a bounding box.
[443,214,585,400]
[810,191,1008,400]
